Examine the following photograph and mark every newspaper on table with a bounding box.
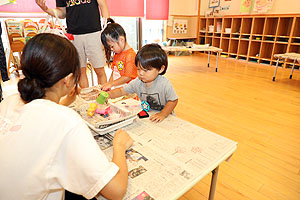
[97,114,237,200]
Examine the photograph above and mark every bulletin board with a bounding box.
[166,16,197,39]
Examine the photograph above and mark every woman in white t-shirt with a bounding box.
[0,33,133,200]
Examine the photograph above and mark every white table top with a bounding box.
[97,113,237,200]
[274,52,300,61]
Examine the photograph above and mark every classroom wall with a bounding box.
[169,0,199,16]
[200,0,300,16]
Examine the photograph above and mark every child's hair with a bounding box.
[135,44,168,75]
[101,20,127,66]
[18,33,80,103]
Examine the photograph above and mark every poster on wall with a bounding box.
[240,0,253,13]
[173,19,187,34]
[253,0,274,13]
[0,0,15,6]
[209,0,220,8]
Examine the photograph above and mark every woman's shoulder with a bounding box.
[0,94,25,116]
[27,99,83,124]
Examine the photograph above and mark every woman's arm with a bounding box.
[97,0,110,18]
[97,129,133,199]
[35,0,66,18]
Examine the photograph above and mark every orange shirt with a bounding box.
[111,48,137,83]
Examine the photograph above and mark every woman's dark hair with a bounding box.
[101,21,126,66]
[18,33,80,103]
[135,44,168,75]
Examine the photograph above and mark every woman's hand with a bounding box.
[113,129,133,150]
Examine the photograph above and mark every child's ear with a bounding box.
[159,65,166,74]
[119,36,125,43]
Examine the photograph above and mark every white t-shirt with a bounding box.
[0,94,119,200]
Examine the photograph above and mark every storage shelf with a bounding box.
[198,14,300,68]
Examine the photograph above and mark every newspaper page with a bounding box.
[96,114,237,200]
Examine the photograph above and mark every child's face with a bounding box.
[106,37,125,54]
[137,64,164,84]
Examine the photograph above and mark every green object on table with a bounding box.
[96,91,108,104]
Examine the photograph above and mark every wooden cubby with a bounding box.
[214,18,222,33]
[232,18,241,34]
[277,17,293,36]
[241,18,252,34]
[229,39,238,55]
[252,17,265,35]
[220,38,229,53]
[292,17,300,37]
[213,37,221,48]
[198,14,300,69]
[238,40,249,56]
[273,43,288,55]
[264,17,278,36]
[248,41,261,57]
[199,18,207,32]
[205,37,212,46]
[260,42,274,60]
[289,44,300,53]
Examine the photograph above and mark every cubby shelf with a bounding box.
[198,15,300,68]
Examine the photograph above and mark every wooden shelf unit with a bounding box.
[198,14,300,68]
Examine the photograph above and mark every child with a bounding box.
[107,44,178,123]
[0,33,133,200]
[101,22,137,91]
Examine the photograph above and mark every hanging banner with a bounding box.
[253,0,274,13]
[240,0,253,13]
[146,0,169,20]
[107,0,144,17]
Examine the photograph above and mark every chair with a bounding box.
[5,20,25,77]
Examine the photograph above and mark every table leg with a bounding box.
[208,166,219,200]
[7,50,17,77]
[207,51,210,68]
[215,52,219,72]
[87,62,94,86]
[273,58,280,81]
[289,59,296,79]
[7,50,13,76]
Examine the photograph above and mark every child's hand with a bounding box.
[101,82,113,91]
[149,112,167,123]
